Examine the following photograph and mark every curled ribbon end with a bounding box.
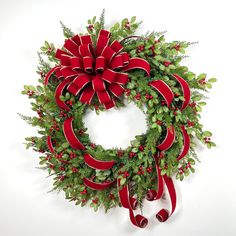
[135,214,148,228]
[146,189,157,201]
[156,209,169,222]
[130,197,138,210]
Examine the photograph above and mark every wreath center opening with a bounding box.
[83,102,148,149]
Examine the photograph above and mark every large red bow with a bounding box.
[44,30,150,109]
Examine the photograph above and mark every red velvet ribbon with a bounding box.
[55,79,72,111]
[63,117,85,150]
[84,177,116,190]
[146,153,177,223]
[117,179,148,228]
[172,74,191,110]
[149,80,174,107]
[44,30,151,109]
[47,135,55,153]
[156,175,177,222]
[84,153,116,170]
[177,125,190,161]
[157,125,175,151]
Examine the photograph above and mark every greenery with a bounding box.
[20,11,216,213]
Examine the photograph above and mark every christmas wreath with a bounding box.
[20,10,216,228]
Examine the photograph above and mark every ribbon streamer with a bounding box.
[84,153,116,170]
[118,179,148,228]
[177,125,190,161]
[55,79,72,111]
[84,177,116,190]
[156,175,177,222]
[172,74,191,110]
[149,80,174,107]
[63,117,85,150]
[157,125,175,151]
[47,135,55,153]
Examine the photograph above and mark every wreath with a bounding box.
[20,10,216,229]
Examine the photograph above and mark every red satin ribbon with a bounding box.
[44,30,151,109]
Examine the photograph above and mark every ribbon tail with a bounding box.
[117,179,148,228]
[156,175,177,222]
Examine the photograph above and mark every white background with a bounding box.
[0,0,236,235]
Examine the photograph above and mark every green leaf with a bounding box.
[151,123,157,129]
[208,78,217,83]
[44,41,50,48]
[65,92,70,100]
[198,102,206,106]
[113,23,120,30]
[161,169,166,175]
[92,16,96,24]
[59,95,66,101]
[206,83,212,89]
[120,178,126,185]
[203,131,212,137]
[130,16,136,23]
[62,142,69,148]
[197,73,206,80]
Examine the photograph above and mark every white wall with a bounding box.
[0,0,235,235]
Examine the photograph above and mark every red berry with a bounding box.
[109,193,115,200]
[174,44,180,51]
[125,89,131,96]
[117,150,123,157]
[72,167,78,173]
[123,172,130,178]
[135,93,141,100]
[139,145,144,151]
[92,198,98,204]
[60,175,65,181]
[129,152,135,158]
[88,24,94,30]
[163,61,171,67]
